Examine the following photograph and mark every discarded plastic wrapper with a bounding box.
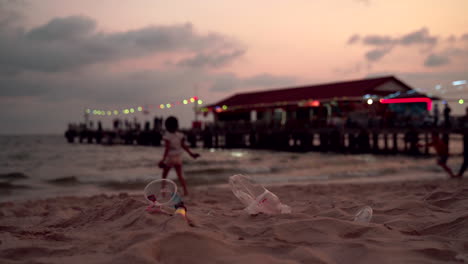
[354,206,373,223]
[229,174,291,215]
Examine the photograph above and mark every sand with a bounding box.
[1,178,468,264]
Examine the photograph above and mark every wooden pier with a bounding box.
[198,126,464,155]
[65,125,465,156]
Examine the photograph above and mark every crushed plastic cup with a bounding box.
[229,174,291,215]
[144,179,180,208]
[353,206,373,223]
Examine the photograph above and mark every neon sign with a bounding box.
[379,97,432,111]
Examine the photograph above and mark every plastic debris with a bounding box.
[229,174,291,215]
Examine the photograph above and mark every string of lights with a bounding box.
[85,96,203,116]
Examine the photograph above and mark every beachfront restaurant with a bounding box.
[201,76,436,130]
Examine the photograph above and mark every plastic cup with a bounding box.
[229,174,291,215]
[143,179,178,207]
[354,206,373,223]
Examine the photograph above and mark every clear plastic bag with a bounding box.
[229,174,291,215]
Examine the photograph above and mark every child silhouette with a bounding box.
[159,116,199,195]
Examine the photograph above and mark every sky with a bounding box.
[0,0,467,134]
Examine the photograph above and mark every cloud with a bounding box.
[424,54,450,67]
[346,27,468,67]
[176,49,245,68]
[362,35,394,46]
[422,46,468,67]
[399,28,437,46]
[0,13,298,133]
[347,34,360,45]
[365,48,392,61]
[462,33,468,41]
[0,0,25,28]
[352,28,437,48]
[0,16,245,73]
[0,68,298,133]
[26,16,96,41]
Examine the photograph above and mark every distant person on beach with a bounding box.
[456,107,468,178]
[159,116,200,195]
[457,136,468,178]
[418,132,455,178]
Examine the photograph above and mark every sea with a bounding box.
[0,135,464,202]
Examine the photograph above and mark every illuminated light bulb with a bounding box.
[160,104,165,109]
[92,110,97,115]
[459,99,464,104]
[367,98,373,105]
[222,105,228,110]
[130,108,135,113]
[107,111,112,115]
[137,106,143,111]
[190,98,195,103]
[198,99,203,105]
[113,110,119,115]
[86,109,91,114]
[310,100,320,107]
[166,104,171,108]
[183,100,188,104]
[124,109,129,114]
[193,96,198,100]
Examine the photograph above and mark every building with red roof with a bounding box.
[201,76,435,128]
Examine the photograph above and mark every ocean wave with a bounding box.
[0,172,28,181]
[45,176,81,186]
[0,182,30,190]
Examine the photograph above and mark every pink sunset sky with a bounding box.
[0,0,467,133]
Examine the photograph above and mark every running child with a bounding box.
[158,116,199,195]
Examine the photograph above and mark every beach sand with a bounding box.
[1,178,467,264]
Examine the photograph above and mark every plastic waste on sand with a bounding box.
[353,206,373,223]
[229,174,291,215]
[144,179,182,209]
